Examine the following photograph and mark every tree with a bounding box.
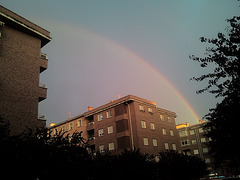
[156,150,208,180]
[190,14,240,173]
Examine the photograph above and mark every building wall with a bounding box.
[50,95,179,155]
[0,6,50,135]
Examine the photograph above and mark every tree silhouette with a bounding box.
[190,14,240,174]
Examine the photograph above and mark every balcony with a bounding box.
[87,136,95,146]
[39,82,47,102]
[86,122,95,131]
[40,53,48,73]
[38,114,46,121]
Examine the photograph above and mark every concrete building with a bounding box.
[0,5,51,135]
[176,121,213,167]
[49,95,179,155]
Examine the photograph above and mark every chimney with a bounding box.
[88,106,93,111]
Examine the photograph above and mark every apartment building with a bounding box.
[49,95,179,155]
[0,5,51,135]
[176,121,213,166]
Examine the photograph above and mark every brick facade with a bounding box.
[50,95,179,155]
[0,5,51,135]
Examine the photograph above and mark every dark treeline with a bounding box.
[0,122,207,180]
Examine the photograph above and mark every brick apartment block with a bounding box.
[0,5,51,135]
[49,95,179,155]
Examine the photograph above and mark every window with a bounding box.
[192,139,197,145]
[62,126,65,132]
[160,114,164,121]
[69,123,73,130]
[199,128,204,133]
[203,148,208,153]
[179,130,187,137]
[78,119,82,127]
[181,140,189,146]
[143,138,149,146]
[193,149,199,155]
[108,126,113,134]
[172,144,176,150]
[190,130,195,135]
[98,114,103,121]
[205,158,211,163]
[54,128,57,135]
[107,110,112,118]
[152,139,158,146]
[170,130,174,136]
[99,145,105,153]
[148,107,153,113]
[109,142,114,151]
[98,129,104,137]
[167,117,171,123]
[201,137,206,143]
[164,142,169,150]
[162,128,167,135]
[141,120,146,128]
[150,122,155,130]
[139,105,144,111]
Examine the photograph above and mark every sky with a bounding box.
[1,0,240,125]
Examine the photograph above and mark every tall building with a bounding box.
[0,6,51,135]
[49,95,179,155]
[176,121,213,169]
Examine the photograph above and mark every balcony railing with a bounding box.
[38,114,46,121]
[39,82,47,89]
[40,52,48,60]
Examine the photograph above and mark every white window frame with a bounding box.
[172,143,176,150]
[141,120,146,128]
[69,122,73,130]
[98,114,103,121]
[106,110,112,118]
[162,128,167,135]
[107,126,113,134]
[98,129,104,137]
[164,142,169,150]
[143,137,149,146]
[139,105,144,111]
[193,149,199,155]
[152,138,157,147]
[150,122,155,130]
[99,145,105,153]
[170,129,174,136]
[109,142,114,151]
[78,119,82,127]
[160,114,164,121]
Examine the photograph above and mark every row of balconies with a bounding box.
[38,52,48,121]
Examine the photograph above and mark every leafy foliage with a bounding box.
[190,14,240,173]
[0,125,207,179]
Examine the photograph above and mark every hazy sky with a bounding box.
[2,0,239,125]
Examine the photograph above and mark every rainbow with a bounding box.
[47,20,200,123]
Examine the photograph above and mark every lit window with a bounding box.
[98,114,103,121]
[139,105,144,111]
[190,130,195,135]
[99,145,105,153]
[164,142,169,150]
[148,107,153,113]
[150,123,155,130]
[179,130,187,137]
[69,123,73,130]
[167,117,171,122]
[193,149,199,155]
[192,139,197,145]
[143,138,149,146]
[141,120,146,128]
[152,139,157,146]
[109,142,114,151]
[172,144,176,150]
[162,128,167,135]
[203,148,208,153]
[170,130,174,136]
[205,158,211,163]
[160,114,164,121]
[107,126,113,134]
[201,137,206,143]
[78,119,82,127]
[98,129,104,137]
[107,110,112,118]
[199,128,204,133]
